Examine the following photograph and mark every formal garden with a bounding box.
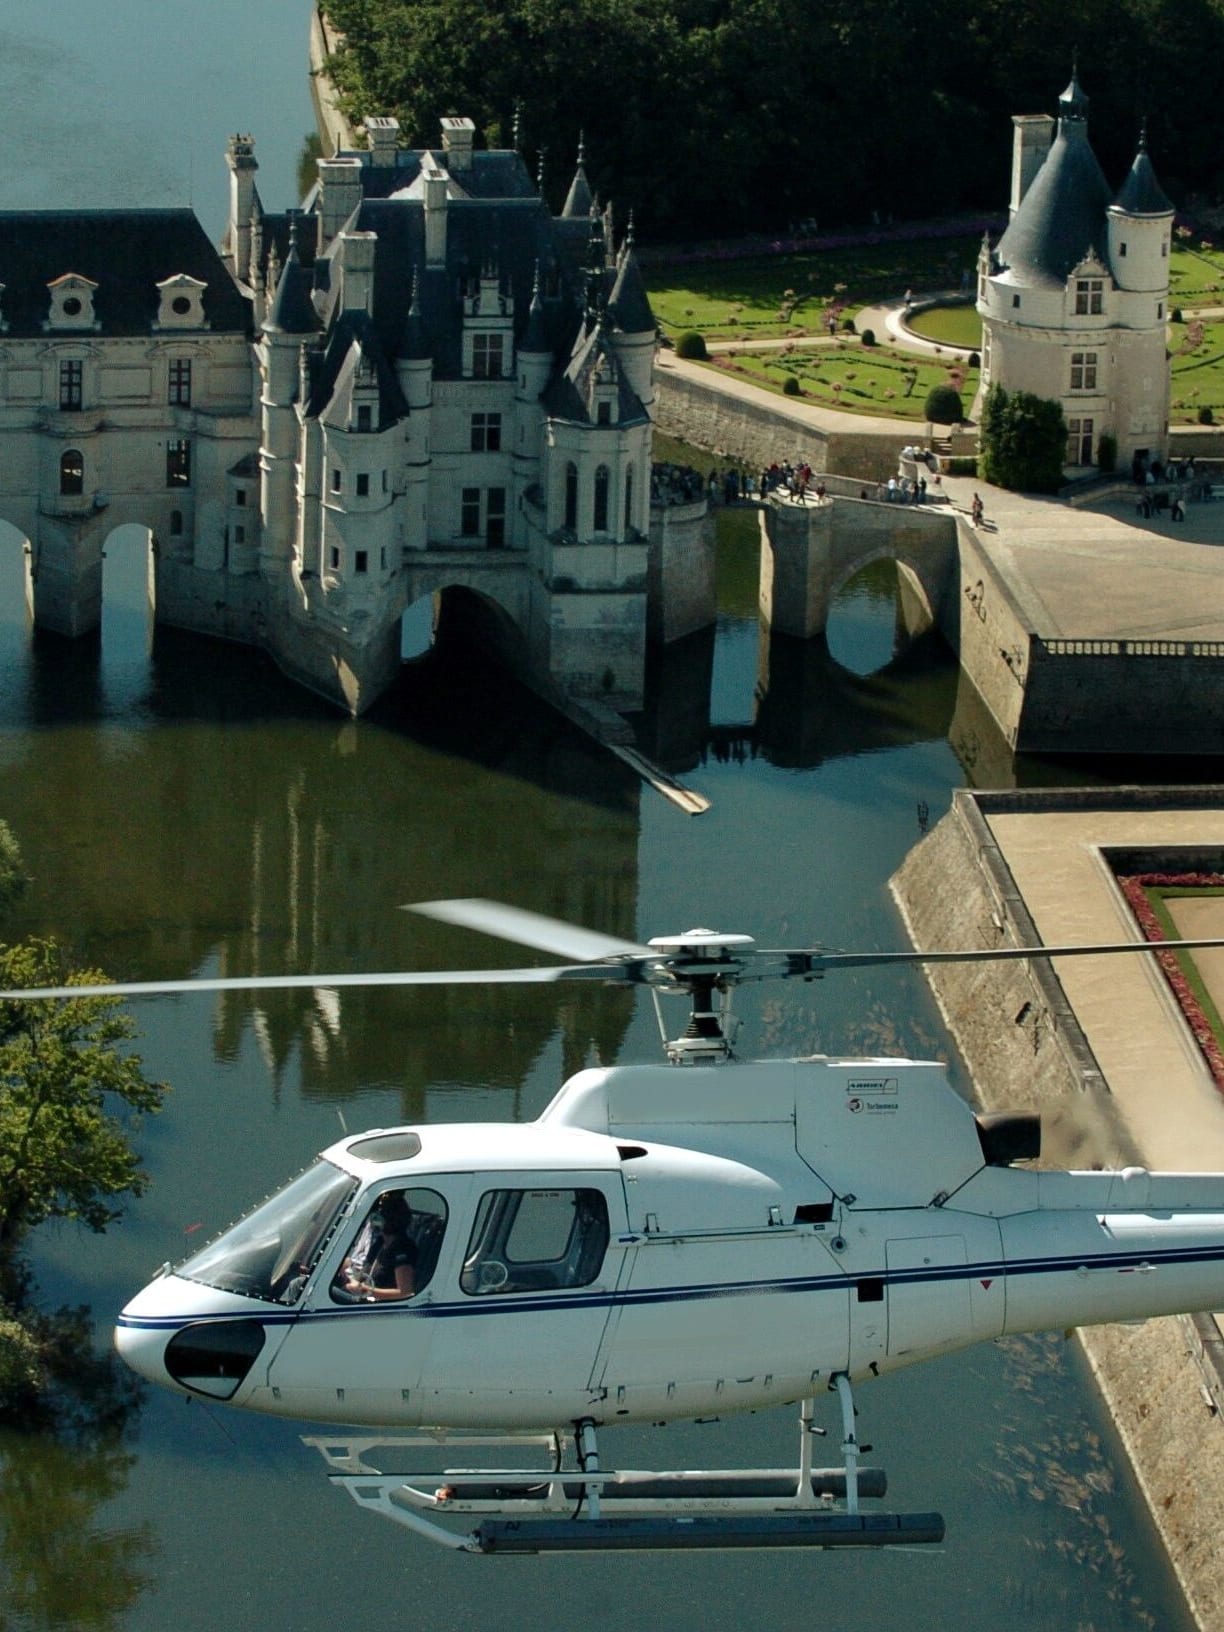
[646,233,1224,425]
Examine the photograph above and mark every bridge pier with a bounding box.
[759,496,836,638]
[30,512,106,637]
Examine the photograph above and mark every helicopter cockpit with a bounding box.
[176,1159,357,1306]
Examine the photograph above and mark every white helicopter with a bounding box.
[10,897,1224,1556]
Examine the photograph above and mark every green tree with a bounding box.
[978,383,1067,493]
[0,940,167,1261]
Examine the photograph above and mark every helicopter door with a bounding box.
[258,1178,471,1426]
[420,1173,627,1425]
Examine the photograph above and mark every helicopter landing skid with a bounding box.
[301,1382,945,1553]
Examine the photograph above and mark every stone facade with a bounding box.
[977,73,1173,474]
[0,124,700,717]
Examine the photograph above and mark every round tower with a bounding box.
[1107,127,1174,294]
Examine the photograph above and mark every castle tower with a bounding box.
[225,134,260,287]
[977,70,1173,472]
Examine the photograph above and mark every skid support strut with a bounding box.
[303,1391,945,1553]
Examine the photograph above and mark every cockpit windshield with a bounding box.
[177,1161,357,1306]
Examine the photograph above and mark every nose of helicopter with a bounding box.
[115,1273,272,1400]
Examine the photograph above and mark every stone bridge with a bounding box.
[759,492,959,642]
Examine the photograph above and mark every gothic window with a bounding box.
[1074,279,1103,315]
[168,358,192,407]
[59,449,84,496]
[461,487,481,536]
[486,487,506,548]
[624,466,634,531]
[471,412,502,452]
[1070,351,1097,390]
[564,462,578,531]
[472,334,504,379]
[59,360,82,411]
[593,465,610,532]
[166,439,191,488]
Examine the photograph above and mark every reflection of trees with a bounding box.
[0,1299,153,1631]
[0,629,640,1108]
[0,1428,153,1630]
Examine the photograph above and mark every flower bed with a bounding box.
[1116,872,1224,1091]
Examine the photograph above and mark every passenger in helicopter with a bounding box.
[337,1191,418,1301]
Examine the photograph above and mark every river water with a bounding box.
[0,5,1199,1629]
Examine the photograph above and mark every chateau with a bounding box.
[977,72,1173,473]
[0,121,671,715]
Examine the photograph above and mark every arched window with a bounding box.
[623,466,634,532]
[59,449,84,496]
[564,462,578,531]
[593,465,610,533]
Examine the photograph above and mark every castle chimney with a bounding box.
[1010,115,1054,216]
[340,231,378,315]
[365,116,400,167]
[423,155,448,266]
[317,158,364,251]
[226,134,258,284]
[441,117,475,175]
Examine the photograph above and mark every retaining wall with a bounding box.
[891,791,1224,1631]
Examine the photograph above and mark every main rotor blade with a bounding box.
[785,936,1224,974]
[406,898,654,962]
[0,964,631,1004]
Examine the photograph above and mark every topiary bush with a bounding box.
[1199,405,1215,425]
[860,328,876,346]
[675,330,708,360]
[924,383,963,424]
[782,374,801,396]
[1172,308,1184,324]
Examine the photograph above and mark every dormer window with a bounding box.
[1074,279,1104,315]
[47,274,99,332]
[472,333,505,379]
[155,275,207,330]
[356,404,372,432]
[597,400,612,425]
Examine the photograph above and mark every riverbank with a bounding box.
[892,789,1224,1630]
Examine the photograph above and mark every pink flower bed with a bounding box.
[1117,872,1224,1092]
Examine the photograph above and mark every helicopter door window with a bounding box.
[460,1188,610,1296]
[331,1187,448,1304]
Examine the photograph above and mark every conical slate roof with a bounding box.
[608,241,653,334]
[1112,142,1173,216]
[562,140,593,219]
[994,114,1111,289]
[264,244,320,334]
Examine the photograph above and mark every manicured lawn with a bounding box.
[1169,240,1224,310]
[1169,316,1224,423]
[702,342,978,420]
[646,236,981,341]
[907,304,982,349]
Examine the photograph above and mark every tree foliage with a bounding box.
[979,383,1067,493]
[0,940,167,1258]
[321,0,1224,240]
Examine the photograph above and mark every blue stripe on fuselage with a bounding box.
[114,1237,1224,1334]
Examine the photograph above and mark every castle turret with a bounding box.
[607,218,656,414]
[562,137,593,219]
[1107,127,1174,294]
[259,226,320,573]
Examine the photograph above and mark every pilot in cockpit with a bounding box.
[336,1190,418,1302]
